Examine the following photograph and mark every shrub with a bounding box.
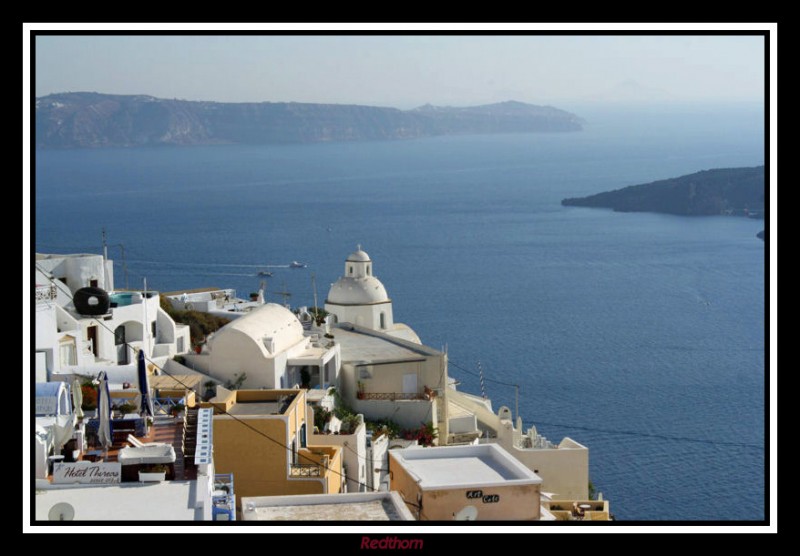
[401,422,438,446]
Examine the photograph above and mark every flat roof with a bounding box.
[241,492,414,521]
[390,444,542,489]
[334,326,438,364]
[150,374,204,391]
[35,481,204,521]
[227,401,286,416]
[161,286,223,296]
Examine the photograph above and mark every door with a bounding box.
[115,325,127,364]
[402,373,417,395]
[35,351,48,382]
[86,325,98,357]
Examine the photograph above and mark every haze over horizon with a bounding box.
[35,35,765,109]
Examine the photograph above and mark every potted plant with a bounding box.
[139,464,168,482]
[117,401,137,415]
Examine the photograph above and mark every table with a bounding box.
[83,450,103,462]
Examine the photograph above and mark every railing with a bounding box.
[289,463,323,477]
[36,284,58,303]
[153,397,185,415]
[359,392,425,401]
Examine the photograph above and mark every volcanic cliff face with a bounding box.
[35,93,584,148]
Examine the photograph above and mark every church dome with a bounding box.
[346,248,371,262]
[327,276,390,306]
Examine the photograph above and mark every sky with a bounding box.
[34,34,766,108]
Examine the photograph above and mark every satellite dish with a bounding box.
[48,502,75,521]
[454,506,478,521]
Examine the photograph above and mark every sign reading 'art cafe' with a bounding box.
[52,462,121,484]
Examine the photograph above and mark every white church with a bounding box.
[325,246,420,344]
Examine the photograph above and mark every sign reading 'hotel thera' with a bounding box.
[52,462,121,484]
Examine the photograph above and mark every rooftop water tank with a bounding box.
[73,286,110,316]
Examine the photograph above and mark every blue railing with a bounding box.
[153,397,185,415]
[212,473,235,521]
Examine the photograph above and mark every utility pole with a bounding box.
[311,273,319,320]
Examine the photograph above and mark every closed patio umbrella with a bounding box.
[71,378,84,420]
[137,350,155,417]
[96,371,113,452]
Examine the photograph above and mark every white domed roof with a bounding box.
[211,303,303,354]
[327,276,390,305]
[346,249,371,262]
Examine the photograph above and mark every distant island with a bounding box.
[562,166,765,219]
[35,93,584,148]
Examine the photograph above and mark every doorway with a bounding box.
[86,325,98,357]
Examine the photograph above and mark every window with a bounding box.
[367,265,371,275]
[89,279,98,288]
[151,321,157,340]
[300,424,307,448]
[114,325,125,346]
[59,343,76,366]
[380,312,386,329]
[177,337,185,353]
[349,266,353,275]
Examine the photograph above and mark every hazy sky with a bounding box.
[35,35,765,108]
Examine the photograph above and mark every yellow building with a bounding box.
[207,387,343,505]
[389,444,543,521]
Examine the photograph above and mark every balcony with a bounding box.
[212,473,236,521]
[36,284,57,303]
[289,463,324,477]
[358,392,425,401]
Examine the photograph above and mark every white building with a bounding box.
[333,323,448,433]
[446,388,589,500]
[184,303,339,390]
[240,491,414,521]
[35,253,191,382]
[325,246,420,344]
[163,286,266,321]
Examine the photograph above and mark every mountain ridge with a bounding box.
[35,92,584,148]
[561,166,765,219]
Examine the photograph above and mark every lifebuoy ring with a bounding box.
[186,303,194,311]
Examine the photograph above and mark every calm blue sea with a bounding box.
[34,102,767,521]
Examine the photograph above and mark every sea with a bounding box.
[33,102,767,521]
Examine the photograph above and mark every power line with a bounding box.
[521,419,763,451]
[448,357,761,452]
[35,266,382,494]
[448,359,518,388]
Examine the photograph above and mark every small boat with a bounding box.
[290,261,307,268]
[257,271,273,277]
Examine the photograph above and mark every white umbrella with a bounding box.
[71,378,84,419]
[96,371,113,452]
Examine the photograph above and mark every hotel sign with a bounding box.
[53,462,121,484]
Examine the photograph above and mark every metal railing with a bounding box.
[36,284,57,303]
[289,463,323,477]
[359,392,425,401]
[153,397,185,415]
